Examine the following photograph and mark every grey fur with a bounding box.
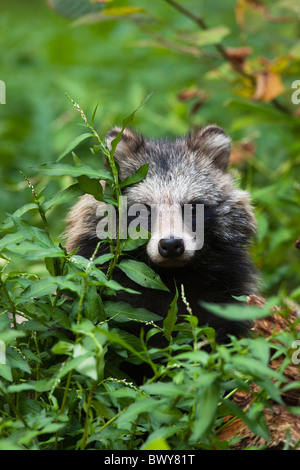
[65,126,258,343]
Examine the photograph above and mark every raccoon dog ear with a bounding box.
[187,125,231,171]
[106,127,144,156]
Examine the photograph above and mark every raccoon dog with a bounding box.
[66,125,257,343]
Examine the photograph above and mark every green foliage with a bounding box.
[0,0,300,451]
[0,99,300,450]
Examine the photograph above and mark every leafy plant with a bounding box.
[0,98,299,450]
[1,0,300,451]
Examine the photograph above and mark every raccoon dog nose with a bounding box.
[158,238,185,259]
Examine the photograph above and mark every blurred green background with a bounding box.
[0,0,300,298]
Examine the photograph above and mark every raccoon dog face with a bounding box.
[105,126,256,269]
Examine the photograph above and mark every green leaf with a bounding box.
[0,439,23,450]
[104,300,162,323]
[3,241,65,260]
[91,327,144,361]
[200,299,273,321]
[7,378,56,393]
[19,275,81,300]
[163,285,178,342]
[73,343,98,380]
[291,286,300,299]
[1,203,38,230]
[84,285,106,323]
[116,397,158,427]
[69,263,139,294]
[142,381,184,397]
[20,278,58,299]
[71,318,96,335]
[141,427,181,450]
[91,103,98,127]
[175,350,210,365]
[51,0,105,19]
[109,93,153,156]
[142,437,171,451]
[6,348,31,374]
[219,398,270,441]
[36,162,113,181]
[117,259,169,291]
[0,233,24,251]
[232,355,284,382]
[0,329,26,345]
[248,337,270,366]
[42,183,83,212]
[190,374,220,441]
[99,279,140,294]
[77,174,103,201]
[52,341,74,355]
[196,26,230,46]
[93,253,115,265]
[9,216,56,249]
[86,269,140,294]
[122,234,149,252]
[69,253,113,269]
[120,163,149,188]
[0,363,12,381]
[57,132,94,161]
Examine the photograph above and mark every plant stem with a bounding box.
[53,368,73,450]
[19,171,50,235]
[163,0,252,79]
[81,380,96,450]
[67,93,123,282]
[164,0,207,29]
[1,281,18,330]
[96,407,127,436]
[60,369,73,415]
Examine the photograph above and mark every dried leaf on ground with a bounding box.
[218,310,300,449]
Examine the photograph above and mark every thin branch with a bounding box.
[164,0,252,79]
[163,0,293,115]
[164,0,207,29]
